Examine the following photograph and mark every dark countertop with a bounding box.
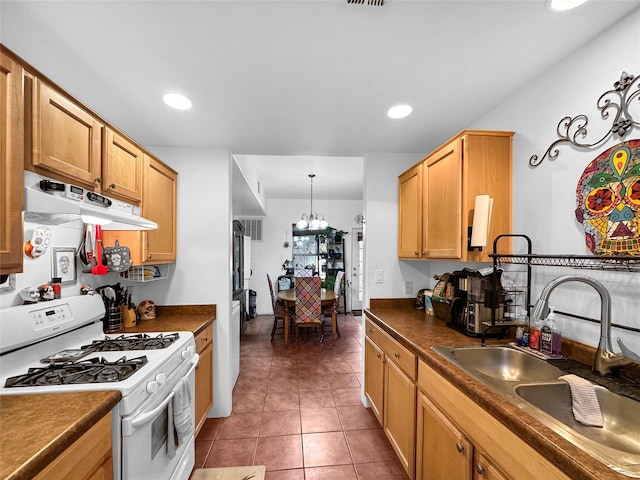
[119,304,216,336]
[0,391,121,480]
[366,300,628,480]
[0,304,216,480]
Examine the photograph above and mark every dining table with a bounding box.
[277,288,338,344]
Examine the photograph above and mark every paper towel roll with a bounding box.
[470,195,493,247]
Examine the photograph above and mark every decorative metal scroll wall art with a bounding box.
[530,71,640,167]
[575,139,640,256]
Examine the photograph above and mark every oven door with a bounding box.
[120,355,198,480]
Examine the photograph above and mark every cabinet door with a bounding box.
[32,79,103,188]
[195,327,213,437]
[424,139,462,259]
[384,357,417,479]
[0,51,24,274]
[102,128,143,203]
[474,452,511,480]
[364,336,384,425]
[398,163,424,258]
[417,392,472,480]
[142,155,177,263]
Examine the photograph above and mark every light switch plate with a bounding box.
[375,269,384,283]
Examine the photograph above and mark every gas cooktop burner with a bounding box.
[4,355,148,387]
[83,333,180,351]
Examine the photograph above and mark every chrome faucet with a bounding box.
[532,274,637,376]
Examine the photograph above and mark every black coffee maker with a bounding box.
[448,269,503,337]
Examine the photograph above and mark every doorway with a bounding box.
[350,228,363,314]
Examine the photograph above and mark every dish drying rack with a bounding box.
[119,264,170,282]
[481,234,639,344]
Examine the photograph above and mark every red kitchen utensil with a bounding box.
[92,225,109,275]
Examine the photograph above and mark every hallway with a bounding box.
[194,313,408,479]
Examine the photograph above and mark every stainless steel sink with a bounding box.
[432,345,640,478]
[515,382,640,476]
[434,345,563,382]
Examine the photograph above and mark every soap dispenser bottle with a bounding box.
[540,308,557,355]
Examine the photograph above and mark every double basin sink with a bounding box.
[432,345,640,478]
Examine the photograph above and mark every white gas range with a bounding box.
[0,295,199,480]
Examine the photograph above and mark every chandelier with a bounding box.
[296,174,328,230]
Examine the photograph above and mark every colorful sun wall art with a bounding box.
[575,139,640,256]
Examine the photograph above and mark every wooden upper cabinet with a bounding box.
[102,154,177,265]
[398,130,513,262]
[31,78,103,188]
[424,138,463,259]
[103,128,143,203]
[0,50,24,274]
[398,163,424,258]
[143,155,177,263]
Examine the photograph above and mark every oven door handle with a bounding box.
[185,353,199,379]
[123,391,176,436]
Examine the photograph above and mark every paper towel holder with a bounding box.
[468,226,482,252]
[468,194,493,252]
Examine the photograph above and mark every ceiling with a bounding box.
[2,0,639,202]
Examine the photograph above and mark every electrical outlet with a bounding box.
[375,269,384,284]
[404,281,413,294]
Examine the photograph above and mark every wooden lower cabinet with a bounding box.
[194,325,213,436]
[474,451,510,480]
[364,335,384,423]
[417,360,571,480]
[417,392,473,480]
[364,319,416,479]
[34,413,112,480]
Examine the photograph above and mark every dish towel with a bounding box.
[173,378,194,445]
[167,391,177,458]
[558,374,604,427]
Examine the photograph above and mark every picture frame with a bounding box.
[52,247,77,284]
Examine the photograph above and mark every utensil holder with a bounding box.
[104,305,123,332]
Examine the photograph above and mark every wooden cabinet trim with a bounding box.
[0,49,24,274]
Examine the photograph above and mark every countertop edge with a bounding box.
[364,307,627,480]
[1,390,121,480]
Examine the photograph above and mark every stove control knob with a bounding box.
[181,346,195,360]
[146,381,159,394]
[155,373,166,385]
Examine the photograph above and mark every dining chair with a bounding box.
[322,270,345,339]
[294,276,324,343]
[267,273,288,341]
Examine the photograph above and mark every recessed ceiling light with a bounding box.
[387,104,413,119]
[163,93,192,110]
[548,0,588,11]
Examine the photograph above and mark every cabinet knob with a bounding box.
[394,352,400,359]
[94,176,102,184]
[109,183,116,189]
[455,443,464,453]
[476,463,485,475]
[147,254,152,259]
[414,251,419,256]
[376,353,381,359]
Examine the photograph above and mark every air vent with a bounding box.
[239,219,263,241]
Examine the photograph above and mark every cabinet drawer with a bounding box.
[195,325,213,354]
[365,318,383,345]
[366,319,416,381]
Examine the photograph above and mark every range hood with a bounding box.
[24,172,158,231]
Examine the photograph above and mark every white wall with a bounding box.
[143,146,235,418]
[250,197,363,315]
[468,8,640,354]
[364,9,640,354]
[362,152,425,306]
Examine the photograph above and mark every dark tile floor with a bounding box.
[193,313,409,479]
